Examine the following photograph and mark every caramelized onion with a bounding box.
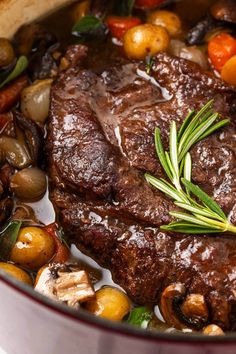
[10,167,47,201]
[21,79,53,124]
[169,40,208,69]
[0,136,31,169]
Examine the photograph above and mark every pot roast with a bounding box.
[47,44,236,330]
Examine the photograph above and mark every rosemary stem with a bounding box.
[226,223,236,234]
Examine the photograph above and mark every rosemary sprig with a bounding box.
[145,100,236,234]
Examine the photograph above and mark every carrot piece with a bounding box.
[135,0,165,9]
[208,33,236,72]
[221,55,236,86]
[43,223,70,264]
[0,75,28,113]
[106,16,141,39]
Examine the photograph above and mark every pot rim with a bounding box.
[1,270,236,345]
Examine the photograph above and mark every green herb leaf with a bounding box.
[0,220,22,261]
[145,101,236,235]
[154,128,173,181]
[161,222,221,234]
[127,307,152,328]
[181,178,226,219]
[0,56,28,89]
[114,0,135,16]
[146,56,154,75]
[72,16,102,36]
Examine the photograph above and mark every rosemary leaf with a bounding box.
[178,113,218,162]
[145,174,183,202]
[161,223,221,234]
[177,110,195,141]
[170,121,179,181]
[196,119,230,142]
[174,202,225,222]
[183,153,191,195]
[181,178,226,219]
[169,211,221,228]
[178,100,214,155]
[154,128,172,181]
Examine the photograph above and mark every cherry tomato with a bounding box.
[208,33,236,72]
[135,0,165,9]
[43,223,70,263]
[106,16,141,39]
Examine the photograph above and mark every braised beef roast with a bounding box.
[47,45,236,330]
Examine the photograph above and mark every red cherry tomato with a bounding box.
[135,0,165,9]
[208,33,236,72]
[43,223,70,264]
[106,16,141,39]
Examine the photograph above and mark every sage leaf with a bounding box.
[0,56,28,89]
[127,307,152,328]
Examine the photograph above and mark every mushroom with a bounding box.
[35,263,95,308]
[160,283,186,329]
[203,324,224,336]
[14,111,44,166]
[160,283,209,330]
[211,0,236,25]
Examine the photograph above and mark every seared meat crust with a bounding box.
[47,45,236,329]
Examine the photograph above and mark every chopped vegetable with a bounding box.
[221,55,236,86]
[106,16,141,39]
[21,79,52,123]
[147,10,181,37]
[0,75,28,113]
[0,220,22,261]
[135,0,165,9]
[85,287,131,321]
[72,15,103,37]
[10,226,55,270]
[123,24,170,60]
[0,56,28,89]
[43,223,70,263]
[127,307,152,328]
[208,33,236,72]
[0,262,32,285]
[35,264,95,308]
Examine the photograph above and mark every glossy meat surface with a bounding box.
[47,45,236,329]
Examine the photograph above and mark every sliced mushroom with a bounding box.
[181,294,209,324]
[160,283,186,329]
[55,270,95,308]
[211,0,236,25]
[203,324,224,336]
[35,263,95,308]
[160,283,209,330]
[14,112,44,166]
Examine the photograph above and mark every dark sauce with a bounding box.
[23,0,222,332]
